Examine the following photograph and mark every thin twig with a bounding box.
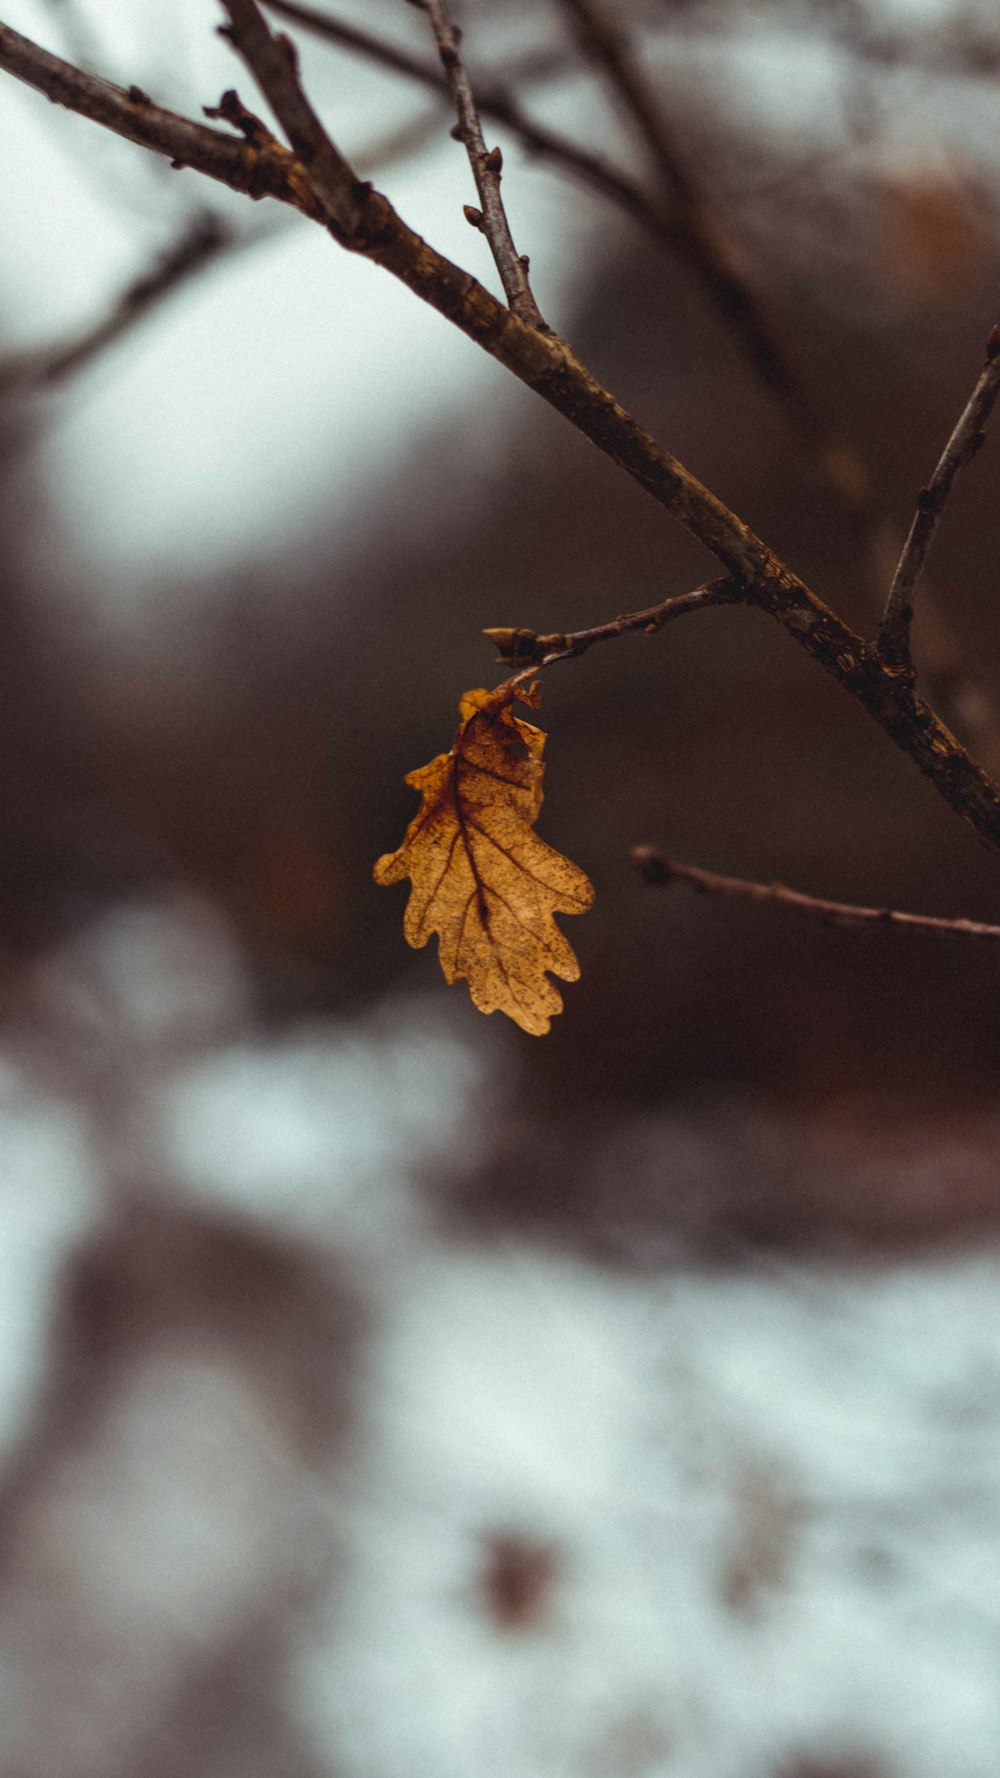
[217,0,363,235]
[262,0,675,228]
[879,325,1000,671]
[0,214,231,399]
[5,16,1000,858]
[632,848,1000,943]
[484,577,739,672]
[417,0,544,327]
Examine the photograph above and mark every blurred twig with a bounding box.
[559,0,1000,764]
[632,848,1000,943]
[557,0,876,518]
[0,213,230,399]
[879,327,1000,674]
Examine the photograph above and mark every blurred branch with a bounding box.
[557,0,863,487]
[5,10,1000,859]
[633,849,1000,943]
[419,0,545,328]
[0,214,230,399]
[560,0,1000,764]
[879,327,1000,674]
[0,91,439,410]
[262,0,684,243]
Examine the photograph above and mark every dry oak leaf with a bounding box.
[373,689,594,1035]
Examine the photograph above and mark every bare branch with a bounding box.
[879,326,1000,672]
[0,19,324,213]
[0,214,230,399]
[217,0,362,235]
[4,15,1000,858]
[261,0,1000,761]
[261,0,721,249]
[417,0,545,328]
[632,849,1000,944]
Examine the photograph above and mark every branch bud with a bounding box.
[630,846,671,886]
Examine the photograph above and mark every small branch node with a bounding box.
[630,846,671,886]
[204,86,274,147]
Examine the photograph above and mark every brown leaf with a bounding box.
[374,689,594,1035]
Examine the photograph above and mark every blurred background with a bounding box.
[2,0,1000,1772]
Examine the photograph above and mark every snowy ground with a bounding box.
[0,895,998,1777]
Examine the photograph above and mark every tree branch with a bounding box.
[260,0,1000,761]
[632,848,1000,944]
[484,577,739,671]
[417,0,545,328]
[261,0,682,235]
[0,19,326,213]
[217,0,363,235]
[879,325,1000,671]
[4,12,1000,859]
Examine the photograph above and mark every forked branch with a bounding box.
[262,0,664,239]
[217,0,362,234]
[632,848,1000,945]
